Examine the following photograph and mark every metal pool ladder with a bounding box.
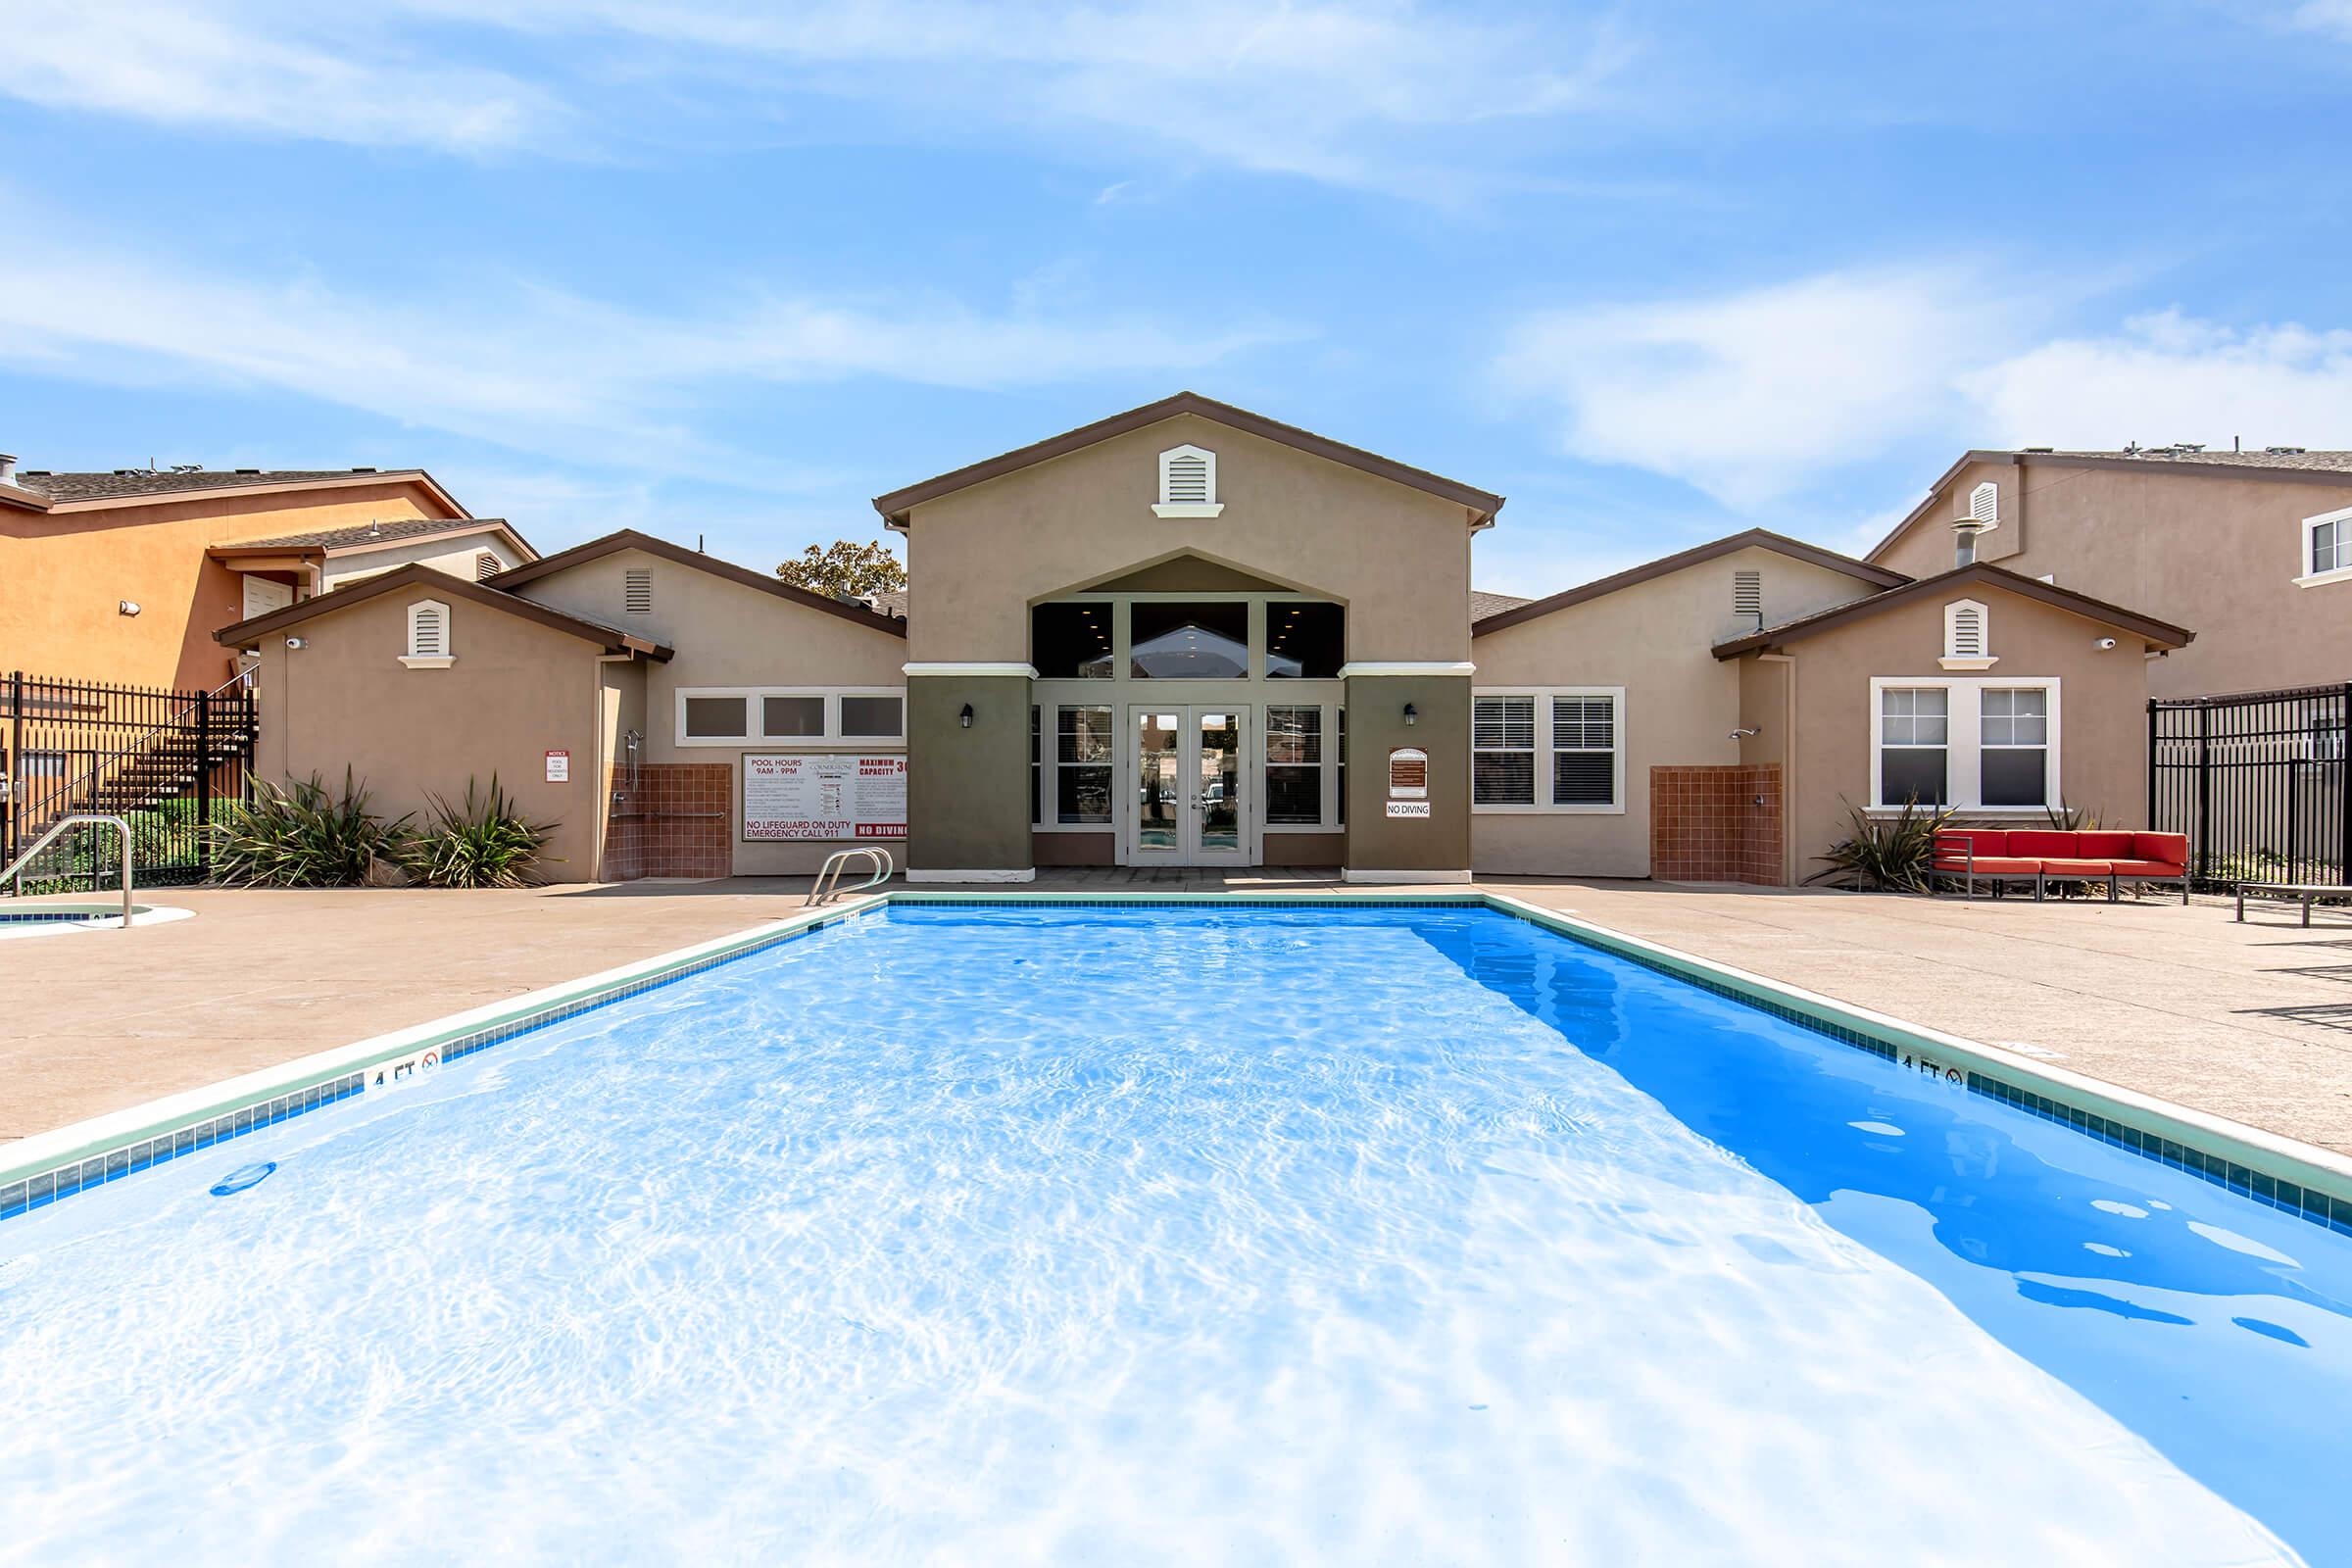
[807,847,893,906]
[1,813,136,927]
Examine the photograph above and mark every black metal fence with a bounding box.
[2,671,259,892]
[2150,683,2348,889]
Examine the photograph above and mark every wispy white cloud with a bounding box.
[2,0,1633,195]
[1492,267,2037,507]
[0,0,563,153]
[0,237,1301,482]
[2290,0,2352,39]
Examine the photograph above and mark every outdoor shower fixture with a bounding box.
[1729,726,1760,740]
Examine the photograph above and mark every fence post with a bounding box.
[197,689,213,883]
[5,669,19,876]
[2341,684,2352,887]
[2145,698,2156,833]
[2195,701,2212,886]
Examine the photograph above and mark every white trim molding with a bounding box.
[903,662,1040,677]
[1868,675,2062,812]
[1471,686,1628,815]
[1342,867,1474,884]
[1938,597,1997,671]
[1338,662,1477,677]
[2297,504,2352,589]
[400,598,452,668]
[906,867,1038,883]
[1152,443,1223,518]
[673,687,907,747]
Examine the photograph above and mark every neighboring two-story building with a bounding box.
[0,458,531,691]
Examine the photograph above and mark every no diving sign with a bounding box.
[1386,801,1431,818]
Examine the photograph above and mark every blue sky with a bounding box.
[5,0,2351,594]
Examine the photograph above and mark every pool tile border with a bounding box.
[5,887,2350,1240]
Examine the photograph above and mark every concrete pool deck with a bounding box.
[3,874,2348,1154]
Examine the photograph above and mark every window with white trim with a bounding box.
[401,599,453,668]
[1871,678,2061,811]
[1473,688,1626,812]
[624,567,654,613]
[1968,480,1999,529]
[1030,706,1043,826]
[2303,506,2352,585]
[1878,687,1948,805]
[1054,705,1114,823]
[1265,705,1325,825]
[1152,444,1223,518]
[673,688,906,746]
[1979,688,2048,806]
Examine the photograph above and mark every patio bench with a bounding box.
[1933,829,2189,904]
[2234,882,2352,928]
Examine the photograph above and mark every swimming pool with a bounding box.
[1,903,2344,1563]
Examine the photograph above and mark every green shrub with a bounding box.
[1806,798,1956,893]
[211,769,411,888]
[395,775,558,889]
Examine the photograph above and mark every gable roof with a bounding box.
[208,516,538,561]
[1473,529,1906,637]
[1709,562,2193,659]
[487,528,908,637]
[870,392,1505,527]
[0,466,466,516]
[1867,446,2352,562]
[211,562,673,659]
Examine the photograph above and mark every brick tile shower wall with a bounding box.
[1649,763,1784,886]
[602,762,732,880]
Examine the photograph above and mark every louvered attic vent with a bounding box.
[624,567,653,613]
[1733,568,1762,617]
[1152,445,1223,517]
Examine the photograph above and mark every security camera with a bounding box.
[285,636,308,650]
[2094,636,2118,651]
[117,600,140,616]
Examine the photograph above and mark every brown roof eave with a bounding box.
[1474,528,1907,637]
[212,562,674,660]
[871,391,1504,526]
[490,529,907,637]
[1710,562,2194,659]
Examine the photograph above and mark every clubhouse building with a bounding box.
[216,394,2193,885]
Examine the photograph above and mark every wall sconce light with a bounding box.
[118,600,141,616]
[959,703,974,728]
[1402,703,1418,727]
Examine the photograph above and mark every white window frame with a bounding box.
[1261,701,1342,833]
[400,599,454,669]
[2297,505,2352,589]
[672,687,907,747]
[1939,597,1996,671]
[1968,479,2000,531]
[1471,686,1627,814]
[1868,676,2062,814]
[1152,444,1224,519]
[1046,702,1119,828]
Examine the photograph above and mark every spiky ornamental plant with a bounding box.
[396,774,559,889]
[1805,797,1957,893]
[211,768,411,887]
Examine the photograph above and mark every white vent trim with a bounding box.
[400,599,454,669]
[1967,480,1999,530]
[1152,444,1224,518]
[623,566,654,613]
[1939,598,1995,670]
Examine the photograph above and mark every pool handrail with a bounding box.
[807,847,893,906]
[1,813,135,926]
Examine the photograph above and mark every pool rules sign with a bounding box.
[743,754,907,841]
[1386,747,1431,818]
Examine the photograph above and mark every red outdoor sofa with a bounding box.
[1933,829,2190,903]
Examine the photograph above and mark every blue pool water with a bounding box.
[2,905,2347,1564]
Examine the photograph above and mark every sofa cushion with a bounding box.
[1935,856,2043,875]
[2038,858,2118,877]
[2132,831,2190,864]
[2110,858,2187,877]
[1935,829,2010,857]
[2006,830,2081,858]
[2075,831,2136,858]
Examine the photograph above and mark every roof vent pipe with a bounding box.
[0,454,16,484]
[1953,516,1985,567]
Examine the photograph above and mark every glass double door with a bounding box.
[1130,706,1248,865]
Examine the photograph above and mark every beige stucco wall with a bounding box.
[2,479,447,690]
[1469,547,1885,878]
[511,548,910,874]
[320,531,528,591]
[248,589,611,882]
[1877,459,2352,698]
[1774,586,2159,881]
[901,413,1477,664]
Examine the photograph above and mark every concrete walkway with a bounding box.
[4,875,2347,1153]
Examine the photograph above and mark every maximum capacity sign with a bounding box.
[743,754,906,841]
